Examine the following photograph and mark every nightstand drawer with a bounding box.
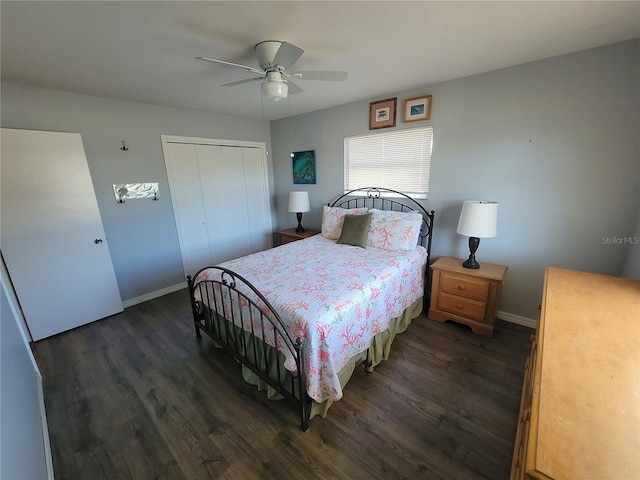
[279,234,299,245]
[440,273,489,301]
[437,291,486,322]
[428,256,507,336]
[276,228,320,246]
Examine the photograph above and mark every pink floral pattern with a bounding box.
[195,235,427,403]
[366,209,423,251]
[321,206,368,240]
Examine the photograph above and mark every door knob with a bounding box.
[94,238,103,244]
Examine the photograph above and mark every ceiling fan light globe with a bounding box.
[262,78,288,101]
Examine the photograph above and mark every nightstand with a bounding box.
[428,256,508,336]
[276,227,320,245]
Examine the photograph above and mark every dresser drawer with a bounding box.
[440,273,490,301]
[511,413,531,480]
[437,291,486,322]
[525,335,537,405]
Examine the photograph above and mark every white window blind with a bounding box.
[344,126,433,198]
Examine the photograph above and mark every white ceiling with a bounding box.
[2,1,639,120]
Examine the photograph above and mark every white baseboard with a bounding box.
[498,311,537,329]
[122,282,188,308]
[37,373,55,480]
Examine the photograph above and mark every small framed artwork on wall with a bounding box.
[369,97,397,129]
[292,150,317,184]
[403,95,432,122]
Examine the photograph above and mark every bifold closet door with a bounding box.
[197,145,251,263]
[197,145,270,264]
[241,146,272,254]
[164,142,212,277]
[1,128,123,341]
[164,140,271,278]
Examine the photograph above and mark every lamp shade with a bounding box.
[288,191,310,213]
[456,201,499,238]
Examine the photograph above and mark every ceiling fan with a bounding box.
[196,40,348,101]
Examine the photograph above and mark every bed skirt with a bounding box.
[236,296,423,419]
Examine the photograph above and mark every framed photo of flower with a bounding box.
[369,97,397,129]
[403,95,432,123]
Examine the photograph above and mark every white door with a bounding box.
[198,144,254,263]
[1,129,123,341]
[162,136,272,278]
[242,146,272,252]
[163,142,211,277]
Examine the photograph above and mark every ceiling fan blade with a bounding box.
[221,77,264,87]
[293,71,348,81]
[273,42,304,69]
[196,56,264,75]
[286,80,304,95]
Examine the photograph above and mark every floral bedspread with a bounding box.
[194,235,427,403]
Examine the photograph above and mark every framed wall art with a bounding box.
[369,97,397,129]
[403,95,432,123]
[292,150,317,184]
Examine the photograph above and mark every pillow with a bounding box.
[321,206,368,240]
[367,209,423,251]
[337,213,373,248]
[368,208,422,219]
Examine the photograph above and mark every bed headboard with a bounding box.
[329,187,435,304]
[329,187,434,252]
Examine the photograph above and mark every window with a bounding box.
[344,126,433,199]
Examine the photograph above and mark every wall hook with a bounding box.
[120,140,129,151]
[116,186,127,203]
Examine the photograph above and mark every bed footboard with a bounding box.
[187,266,309,431]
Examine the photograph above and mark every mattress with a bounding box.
[194,234,427,402]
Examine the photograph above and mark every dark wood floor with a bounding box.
[32,289,532,480]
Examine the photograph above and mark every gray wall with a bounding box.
[270,39,640,321]
[1,40,637,321]
[1,259,50,479]
[622,209,640,280]
[1,86,273,302]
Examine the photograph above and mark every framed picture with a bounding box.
[403,95,432,123]
[369,97,397,129]
[292,150,317,184]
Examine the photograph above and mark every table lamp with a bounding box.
[288,191,310,233]
[456,200,499,269]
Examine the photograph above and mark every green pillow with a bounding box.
[337,213,373,248]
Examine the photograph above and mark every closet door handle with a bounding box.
[94,238,103,244]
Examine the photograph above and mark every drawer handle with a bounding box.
[457,284,466,290]
[456,303,464,310]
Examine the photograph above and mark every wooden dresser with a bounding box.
[511,267,640,480]
[429,256,508,336]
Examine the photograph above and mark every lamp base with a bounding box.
[295,212,305,233]
[462,236,481,269]
[462,256,480,269]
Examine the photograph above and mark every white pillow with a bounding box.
[366,208,423,251]
[321,206,369,240]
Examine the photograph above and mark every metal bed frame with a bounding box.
[187,187,435,431]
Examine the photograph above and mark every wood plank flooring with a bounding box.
[31,289,533,480]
